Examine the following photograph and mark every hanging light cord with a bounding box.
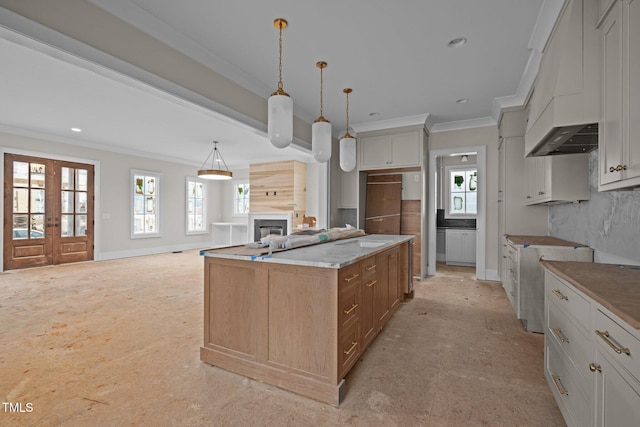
[343,88,353,139]
[272,19,288,96]
[320,65,324,117]
[199,141,230,171]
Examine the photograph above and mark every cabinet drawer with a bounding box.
[595,309,640,383]
[338,320,361,378]
[547,302,591,391]
[361,257,377,280]
[546,339,591,427]
[339,263,361,288]
[545,271,590,333]
[339,284,360,328]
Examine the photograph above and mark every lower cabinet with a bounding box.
[445,229,476,266]
[544,268,640,427]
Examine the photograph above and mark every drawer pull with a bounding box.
[551,289,568,301]
[344,273,359,282]
[551,374,569,396]
[365,264,376,271]
[344,341,358,356]
[551,327,570,343]
[595,330,631,356]
[589,362,602,373]
[343,303,359,315]
[365,279,377,288]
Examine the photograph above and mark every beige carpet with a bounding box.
[0,252,565,426]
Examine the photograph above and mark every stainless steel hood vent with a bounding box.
[529,123,598,156]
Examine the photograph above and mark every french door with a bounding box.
[4,153,94,270]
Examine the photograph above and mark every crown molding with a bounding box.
[350,114,429,134]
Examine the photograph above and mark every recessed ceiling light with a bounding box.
[448,37,467,48]
[456,98,469,104]
[71,127,82,132]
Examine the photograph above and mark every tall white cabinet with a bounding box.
[598,0,640,190]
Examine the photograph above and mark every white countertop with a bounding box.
[202,234,414,269]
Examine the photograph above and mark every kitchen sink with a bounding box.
[336,239,387,248]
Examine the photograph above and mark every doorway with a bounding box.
[4,153,95,270]
[428,146,486,279]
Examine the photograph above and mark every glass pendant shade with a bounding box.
[268,94,293,148]
[340,136,356,172]
[339,88,356,172]
[268,18,293,149]
[312,121,332,162]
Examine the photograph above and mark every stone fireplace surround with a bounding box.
[247,212,292,242]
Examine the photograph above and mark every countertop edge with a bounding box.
[202,235,414,269]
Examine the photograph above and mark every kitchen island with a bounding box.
[200,234,413,405]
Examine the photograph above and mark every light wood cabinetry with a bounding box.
[201,240,410,405]
[544,267,640,427]
[598,0,640,190]
[249,160,306,228]
[358,129,422,170]
[445,229,476,266]
[524,154,590,205]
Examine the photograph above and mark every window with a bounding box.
[233,181,250,216]
[446,165,477,218]
[186,177,207,234]
[131,170,161,238]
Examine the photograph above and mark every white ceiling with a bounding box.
[0,0,560,169]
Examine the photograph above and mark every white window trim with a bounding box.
[444,164,477,219]
[232,180,250,218]
[185,176,208,235]
[131,169,162,239]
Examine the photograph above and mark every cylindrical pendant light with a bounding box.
[340,88,356,172]
[268,18,293,149]
[312,61,331,163]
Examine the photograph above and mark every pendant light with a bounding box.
[312,61,332,163]
[198,141,232,180]
[340,88,356,172]
[268,18,293,149]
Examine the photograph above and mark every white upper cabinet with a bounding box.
[358,129,422,170]
[524,154,590,205]
[598,0,640,190]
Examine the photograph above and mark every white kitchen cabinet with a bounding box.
[524,153,590,205]
[445,229,476,266]
[543,265,640,427]
[358,130,422,170]
[598,0,640,190]
[507,236,593,333]
[497,110,547,284]
[338,169,358,209]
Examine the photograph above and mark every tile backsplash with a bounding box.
[437,209,476,229]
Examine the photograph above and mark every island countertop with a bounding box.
[202,234,414,269]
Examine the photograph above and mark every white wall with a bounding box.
[1,131,218,263]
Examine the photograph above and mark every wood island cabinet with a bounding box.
[201,240,411,406]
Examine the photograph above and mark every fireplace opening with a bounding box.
[254,219,288,242]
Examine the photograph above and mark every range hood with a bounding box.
[528,122,598,156]
[524,0,600,157]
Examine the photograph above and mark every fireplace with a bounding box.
[248,212,292,242]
